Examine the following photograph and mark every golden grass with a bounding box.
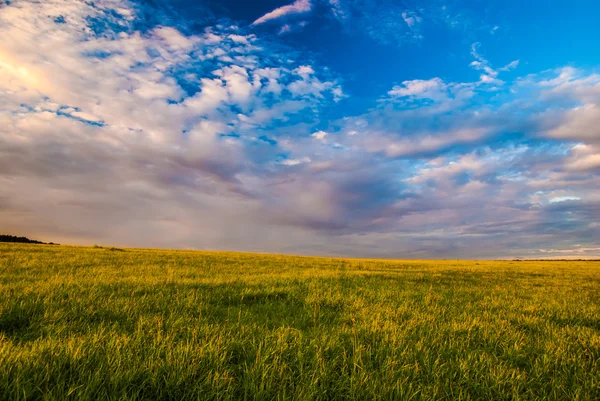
[1,243,599,400]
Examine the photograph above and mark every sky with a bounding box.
[0,0,599,259]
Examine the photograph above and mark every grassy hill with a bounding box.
[0,243,598,400]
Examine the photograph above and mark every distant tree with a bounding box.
[0,235,46,244]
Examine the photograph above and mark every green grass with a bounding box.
[0,244,599,400]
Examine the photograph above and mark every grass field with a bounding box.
[0,243,599,400]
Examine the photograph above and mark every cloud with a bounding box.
[547,104,600,144]
[297,65,600,256]
[326,0,499,46]
[388,78,447,99]
[280,156,311,166]
[287,66,342,100]
[401,10,422,28]
[312,130,328,140]
[0,0,599,259]
[0,0,347,252]
[252,0,312,25]
[278,24,292,35]
[500,60,520,71]
[539,247,600,254]
[469,42,518,85]
[365,128,491,158]
[251,0,511,49]
[566,152,600,172]
[326,0,427,44]
[328,0,348,21]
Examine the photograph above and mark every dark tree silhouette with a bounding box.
[0,235,46,244]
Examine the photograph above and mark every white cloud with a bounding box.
[278,24,292,35]
[371,128,490,157]
[215,65,255,108]
[388,78,446,98]
[252,0,312,25]
[329,0,348,20]
[154,27,197,51]
[312,130,328,140]
[539,247,600,254]
[469,42,517,85]
[538,67,578,87]
[479,74,496,84]
[287,67,340,99]
[228,34,249,44]
[549,196,581,204]
[401,10,422,28]
[295,65,315,78]
[547,104,600,145]
[500,60,520,71]
[567,154,600,171]
[562,144,600,172]
[184,78,228,115]
[254,67,283,94]
[281,157,311,166]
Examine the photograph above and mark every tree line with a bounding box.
[0,235,57,245]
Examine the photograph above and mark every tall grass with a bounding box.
[0,243,598,400]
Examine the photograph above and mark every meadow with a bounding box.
[0,243,598,400]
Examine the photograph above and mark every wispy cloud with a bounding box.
[328,0,348,21]
[252,0,312,25]
[401,10,422,29]
[325,0,495,46]
[469,42,519,84]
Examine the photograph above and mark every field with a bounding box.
[0,244,599,400]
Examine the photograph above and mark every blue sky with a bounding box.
[0,0,598,258]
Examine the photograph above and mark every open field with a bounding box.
[0,244,599,400]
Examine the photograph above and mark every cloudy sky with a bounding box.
[1,0,599,259]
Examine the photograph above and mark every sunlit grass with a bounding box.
[1,243,599,400]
